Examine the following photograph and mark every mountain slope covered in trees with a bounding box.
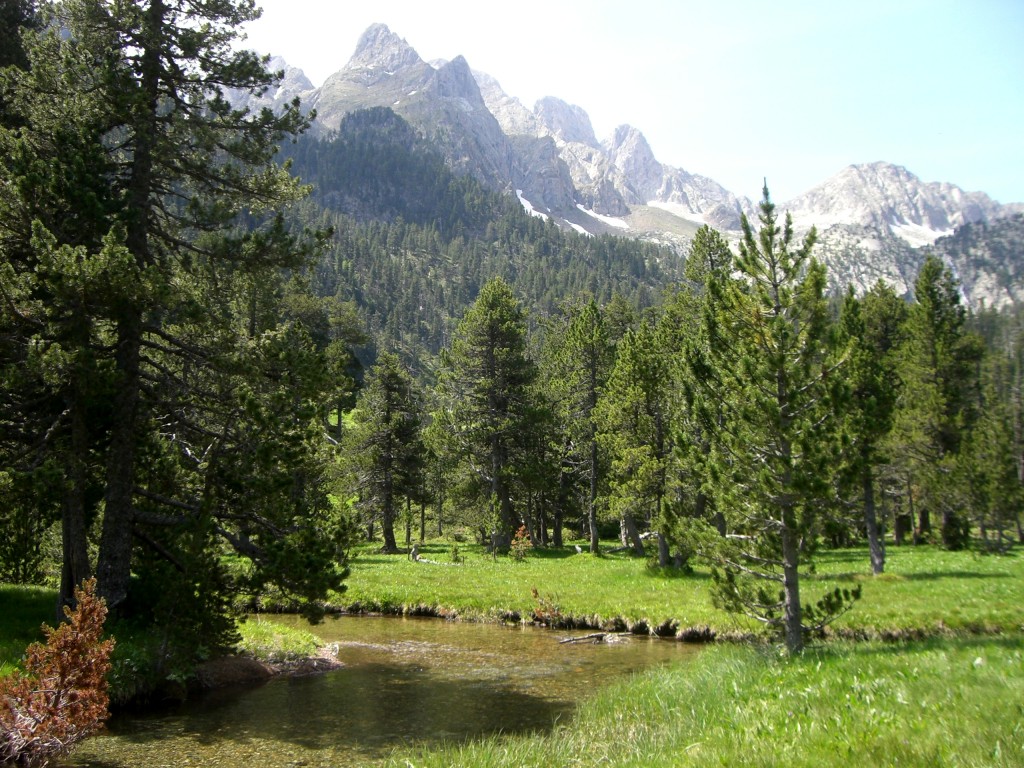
[280,107,682,367]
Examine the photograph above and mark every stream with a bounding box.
[66,615,698,767]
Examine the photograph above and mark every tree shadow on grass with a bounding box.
[898,570,1013,581]
[808,634,1024,661]
[528,547,582,561]
[812,569,1010,582]
[642,565,711,581]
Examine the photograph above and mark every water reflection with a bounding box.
[67,616,697,767]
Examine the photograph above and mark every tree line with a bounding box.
[341,195,1023,653]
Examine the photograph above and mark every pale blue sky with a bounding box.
[242,0,1024,204]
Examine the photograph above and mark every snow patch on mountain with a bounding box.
[577,204,629,230]
[890,222,954,248]
[783,162,1001,246]
[231,25,1023,310]
[516,190,549,220]
[647,200,711,226]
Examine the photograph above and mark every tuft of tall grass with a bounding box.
[389,637,1024,767]
[236,615,321,662]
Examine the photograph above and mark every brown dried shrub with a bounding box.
[0,579,115,767]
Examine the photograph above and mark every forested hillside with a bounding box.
[279,108,681,368]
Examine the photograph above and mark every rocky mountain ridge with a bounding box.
[243,23,1022,309]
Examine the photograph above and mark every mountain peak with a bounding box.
[606,125,658,174]
[533,97,597,147]
[786,161,1000,246]
[431,55,483,103]
[348,23,422,73]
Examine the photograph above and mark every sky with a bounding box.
[240,0,1024,204]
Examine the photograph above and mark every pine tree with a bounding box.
[892,256,984,549]
[0,0,349,632]
[687,187,851,653]
[435,278,540,548]
[545,298,613,553]
[837,281,905,573]
[596,320,671,557]
[345,352,426,553]
[961,358,1024,551]
[667,226,735,551]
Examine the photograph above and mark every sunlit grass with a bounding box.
[236,615,320,662]
[388,637,1024,767]
[338,539,1024,636]
[813,546,1024,634]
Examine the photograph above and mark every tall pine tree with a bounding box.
[0,0,351,632]
[345,352,426,553]
[435,278,541,548]
[892,255,984,549]
[686,188,851,653]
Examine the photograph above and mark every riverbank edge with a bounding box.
[257,597,1024,645]
[108,598,1023,709]
[190,644,344,692]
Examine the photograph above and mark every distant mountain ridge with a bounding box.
[242,23,1023,309]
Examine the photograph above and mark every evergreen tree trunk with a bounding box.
[405,497,412,547]
[621,513,644,555]
[97,0,164,612]
[907,475,923,544]
[588,438,600,553]
[381,512,397,552]
[863,464,885,575]
[657,533,670,567]
[536,498,548,546]
[917,504,930,541]
[781,521,804,654]
[491,446,514,550]
[381,478,398,552]
[97,312,142,611]
[59,363,92,614]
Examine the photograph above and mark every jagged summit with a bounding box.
[605,125,661,200]
[347,23,422,73]
[785,161,1001,246]
[222,54,314,114]
[431,55,479,102]
[534,97,598,147]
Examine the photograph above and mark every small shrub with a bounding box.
[0,578,115,767]
[510,526,533,562]
[450,545,463,564]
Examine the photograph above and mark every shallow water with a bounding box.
[67,615,698,767]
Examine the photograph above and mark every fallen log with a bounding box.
[559,632,629,645]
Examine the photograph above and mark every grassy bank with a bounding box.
[333,541,1024,638]
[387,636,1024,768]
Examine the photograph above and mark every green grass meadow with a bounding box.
[335,540,1024,637]
[3,542,1022,767]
